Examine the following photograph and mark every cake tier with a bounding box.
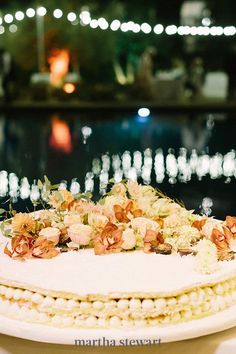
[1,235,236,328]
[1,241,236,298]
[0,276,236,328]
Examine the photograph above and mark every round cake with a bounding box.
[0,180,235,329]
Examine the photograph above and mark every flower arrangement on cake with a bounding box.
[1,178,236,333]
[1,178,236,275]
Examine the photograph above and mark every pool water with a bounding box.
[0,110,235,219]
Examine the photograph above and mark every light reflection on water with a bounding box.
[0,147,235,217]
[0,111,235,218]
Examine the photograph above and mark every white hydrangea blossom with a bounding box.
[163,225,201,251]
[195,239,220,274]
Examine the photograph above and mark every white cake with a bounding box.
[0,181,235,329]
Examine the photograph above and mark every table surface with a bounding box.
[1,327,236,354]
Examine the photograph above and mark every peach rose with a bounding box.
[39,227,60,245]
[68,223,93,245]
[121,228,136,250]
[131,217,160,237]
[111,183,127,197]
[48,190,74,211]
[64,214,82,227]
[126,180,142,199]
[88,213,109,229]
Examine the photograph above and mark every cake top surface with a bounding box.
[1,237,236,297]
[0,179,235,296]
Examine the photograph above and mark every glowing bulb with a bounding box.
[37,7,47,17]
[0,26,5,34]
[132,24,141,33]
[63,83,76,94]
[210,26,223,36]
[120,23,129,32]
[9,24,17,33]
[26,8,35,18]
[190,26,198,36]
[0,18,2,26]
[53,9,63,19]
[138,108,150,117]
[15,11,24,21]
[202,17,211,27]
[165,25,177,35]
[90,19,98,28]
[141,23,152,34]
[224,26,236,36]
[98,17,108,30]
[80,10,91,25]
[110,19,120,31]
[67,12,76,22]
[154,24,164,34]
[4,14,14,24]
[177,26,186,35]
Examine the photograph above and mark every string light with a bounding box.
[4,14,14,24]
[26,8,35,18]
[154,24,164,34]
[89,19,98,28]
[67,12,76,22]
[53,9,63,19]
[165,25,178,35]
[9,24,17,33]
[36,7,47,17]
[110,19,120,31]
[0,6,235,37]
[141,23,152,34]
[98,17,109,30]
[15,11,24,21]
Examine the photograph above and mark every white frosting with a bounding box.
[1,234,236,297]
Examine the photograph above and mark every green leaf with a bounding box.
[50,184,59,190]
[54,191,63,201]
[37,179,43,189]
[0,208,6,215]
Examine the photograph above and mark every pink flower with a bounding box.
[68,223,93,246]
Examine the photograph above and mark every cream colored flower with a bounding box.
[101,195,127,214]
[38,210,54,224]
[136,196,153,216]
[88,213,109,230]
[126,180,142,199]
[164,211,191,229]
[164,225,201,251]
[151,199,181,217]
[48,190,74,210]
[63,214,82,226]
[195,239,219,274]
[68,223,93,245]
[110,183,127,197]
[121,228,136,250]
[130,217,160,237]
[39,227,60,245]
[176,225,201,242]
[140,185,157,200]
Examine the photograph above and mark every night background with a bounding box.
[0,0,235,219]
